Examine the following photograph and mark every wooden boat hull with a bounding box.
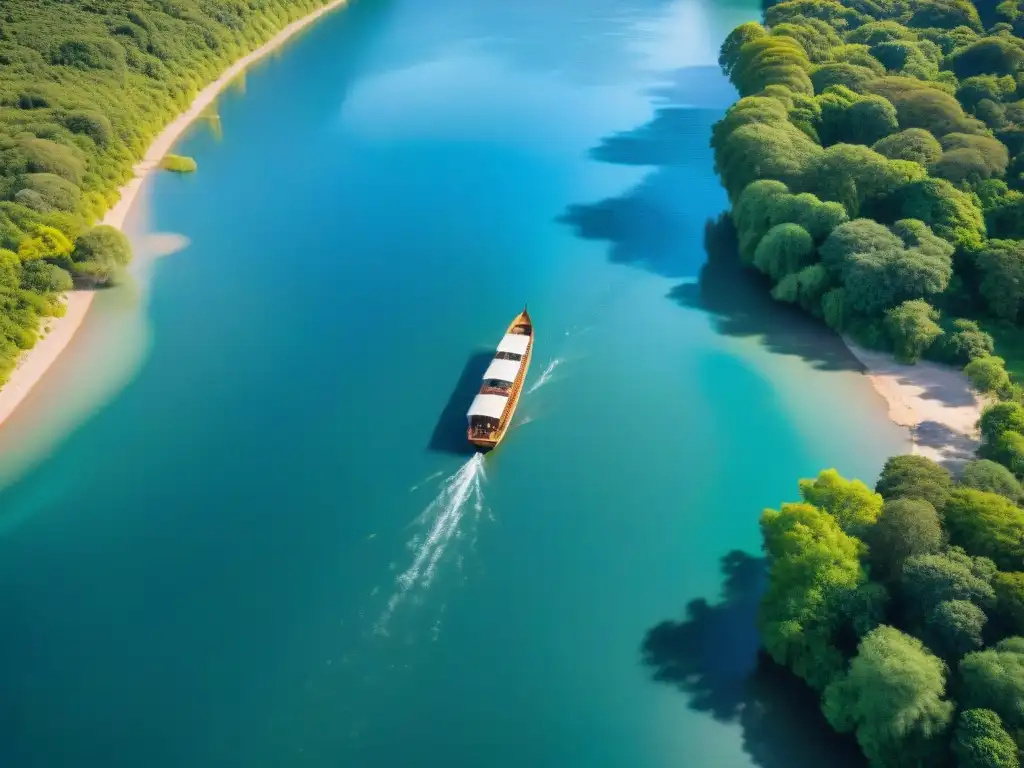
[467,308,533,450]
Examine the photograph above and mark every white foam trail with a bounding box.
[527,357,562,394]
[377,454,486,631]
[409,470,444,493]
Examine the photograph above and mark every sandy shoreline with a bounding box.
[0,0,347,430]
[844,340,985,469]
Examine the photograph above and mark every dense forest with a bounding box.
[0,0,331,384]
[714,0,1024,391]
[717,2,1024,763]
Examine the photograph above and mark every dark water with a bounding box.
[0,0,907,765]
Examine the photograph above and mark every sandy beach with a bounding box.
[0,0,347,430]
[845,341,985,469]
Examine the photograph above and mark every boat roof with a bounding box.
[482,358,520,383]
[497,334,530,355]
[467,393,508,420]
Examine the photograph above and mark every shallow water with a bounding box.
[0,0,906,765]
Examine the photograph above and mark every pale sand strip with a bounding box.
[845,340,985,469]
[0,0,348,429]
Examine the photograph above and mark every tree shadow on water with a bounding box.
[641,550,865,768]
[668,216,864,372]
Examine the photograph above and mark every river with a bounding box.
[0,0,908,765]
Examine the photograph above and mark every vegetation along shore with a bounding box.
[0,0,347,428]
[709,0,1024,764]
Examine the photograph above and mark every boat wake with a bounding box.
[526,357,562,394]
[375,454,486,635]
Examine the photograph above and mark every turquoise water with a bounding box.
[0,0,909,765]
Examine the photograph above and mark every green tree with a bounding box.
[993,430,1024,477]
[799,143,926,217]
[957,75,1018,113]
[962,459,1024,501]
[980,402,1024,447]
[760,502,875,690]
[895,178,986,250]
[959,638,1024,742]
[902,548,996,615]
[772,19,842,63]
[720,22,768,77]
[752,222,815,280]
[799,468,884,535]
[977,240,1024,321]
[905,0,983,31]
[19,262,72,295]
[930,318,994,366]
[993,572,1024,636]
[822,626,954,767]
[765,0,869,29]
[730,35,813,97]
[16,226,73,263]
[969,357,1014,397]
[886,299,942,362]
[812,62,882,93]
[868,76,985,136]
[71,225,133,285]
[847,20,917,46]
[951,37,1024,78]
[872,128,943,164]
[925,599,987,660]
[953,709,1020,768]
[818,86,899,146]
[875,454,953,510]
[943,488,1024,572]
[864,497,945,582]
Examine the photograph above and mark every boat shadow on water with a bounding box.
[640,550,865,768]
[427,350,494,456]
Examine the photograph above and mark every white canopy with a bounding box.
[496,334,530,356]
[482,358,521,383]
[467,393,508,420]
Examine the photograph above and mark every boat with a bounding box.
[466,307,534,450]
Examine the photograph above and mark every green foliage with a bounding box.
[760,501,877,690]
[952,709,1020,768]
[822,626,954,767]
[904,0,983,31]
[943,487,1024,571]
[978,241,1024,322]
[752,222,814,280]
[811,62,882,93]
[732,180,847,262]
[959,638,1024,743]
[818,217,953,316]
[886,299,943,362]
[930,317,995,365]
[729,35,814,97]
[875,454,953,510]
[993,572,1024,635]
[0,0,334,386]
[772,19,843,63]
[950,36,1024,79]
[766,0,869,30]
[895,178,986,250]
[847,20,918,46]
[867,77,985,135]
[719,22,768,77]
[817,86,899,146]
[970,356,1014,396]
[160,154,197,173]
[962,459,1024,500]
[864,497,945,581]
[872,127,944,164]
[901,548,996,617]
[957,74,1018,113]
[924,599,987,659]
[799,468,884,535]
[800,144,927,217]
[19,261,72,294]
[930,133,1011,186]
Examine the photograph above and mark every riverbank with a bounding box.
[845,340,984,469]
[0,0,348,431]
